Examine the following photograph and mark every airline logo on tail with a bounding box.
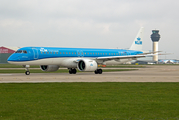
[129,27,143,51]
[135,37,142,45]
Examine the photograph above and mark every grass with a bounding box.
[0,83,179,120]
[0,69,137,73]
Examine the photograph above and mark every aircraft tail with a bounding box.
[129,27,144,51]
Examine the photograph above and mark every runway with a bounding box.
[0,65,179,83]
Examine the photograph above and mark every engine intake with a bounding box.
[40,65,59,72]
[77,59,97,71]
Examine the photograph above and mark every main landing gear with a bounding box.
[94,69,102,74]
[69,68,77,74]
[68,68,102,74]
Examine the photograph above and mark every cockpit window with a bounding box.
[15,50,27,53]
[23,50,27,53]
[15,50,22,53]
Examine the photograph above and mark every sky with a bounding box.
[0,0,179,59]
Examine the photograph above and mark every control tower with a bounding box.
[150,30,160,62]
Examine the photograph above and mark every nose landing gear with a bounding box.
[25,71,30,75]
[23,65,30,75]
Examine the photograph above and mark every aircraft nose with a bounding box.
[7,54,19,62]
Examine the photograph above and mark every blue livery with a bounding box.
[8,27,152,75]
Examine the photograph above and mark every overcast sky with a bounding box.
[0,0,179,59]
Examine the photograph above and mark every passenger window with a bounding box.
[50,52,52,54]
[75,52,76,54]
[53,52,55,54]
[56,52,58,54]
[44,52,46,54]
[69,52,71,54]
[47,52,49,54]
[63,52,65,54]
[66,52,68,54]
[72,52,73,54]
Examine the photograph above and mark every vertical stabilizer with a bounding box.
[129,27,144,51]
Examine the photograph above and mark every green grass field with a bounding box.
[0,83,179,120]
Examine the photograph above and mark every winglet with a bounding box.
[129,27,144,51]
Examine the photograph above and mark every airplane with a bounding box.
[158,59,176,64]
[7,27,153,75]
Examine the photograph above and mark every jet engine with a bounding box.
[40,65,59,72]
[77,59,97,71]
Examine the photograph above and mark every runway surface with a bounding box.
[0,65,179,83]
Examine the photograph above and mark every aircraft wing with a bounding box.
[139,51,162,55]
[95,54,154,61]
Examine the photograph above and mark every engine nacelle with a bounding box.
[77,59,98,71]
[40,65,59,72]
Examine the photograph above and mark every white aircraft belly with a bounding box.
[8,57,71,65]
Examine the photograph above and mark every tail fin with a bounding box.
[129,27,144,51]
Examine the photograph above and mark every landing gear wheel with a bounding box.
[72,69,77,74]
[95,69,102,74]
[25,71,30,75]
[69,69,73,74]
[95,70,98,74]
[98,69,102,74]
[69,68,77,74]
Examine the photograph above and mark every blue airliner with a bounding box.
[7,27,152,75]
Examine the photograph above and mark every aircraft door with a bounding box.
[32,48,38,59]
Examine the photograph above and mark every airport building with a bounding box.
[0,46,19,64]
